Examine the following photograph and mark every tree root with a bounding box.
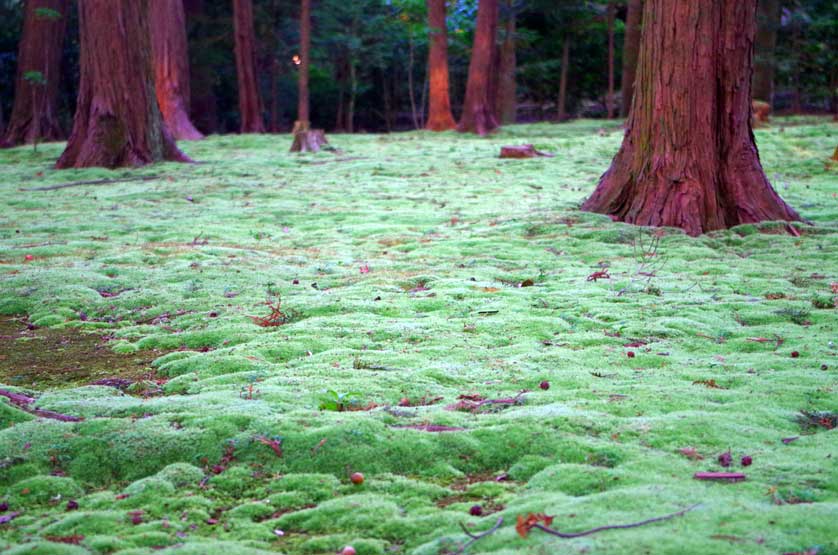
[529,503,701,539]
[454,517,503,554]
[20,175,160,192]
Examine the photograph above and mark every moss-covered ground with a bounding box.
[0,118,836,555]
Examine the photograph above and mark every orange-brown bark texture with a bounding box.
[2,0,68,146]
[56,0,190,169]
[150,0,204,141]
[233,0,265,133]
[581,0,801,237]
[457,0,499,135]
[425,0,456,131]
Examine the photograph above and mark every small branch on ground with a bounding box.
[523,504,700,539]
[499,145,555,158]
[453,517,503,554]
[19,175,161,191]
[0,389,83,422]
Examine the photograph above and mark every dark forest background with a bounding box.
[0,0,835,135]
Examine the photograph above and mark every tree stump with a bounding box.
[290,120,328,153]
[499,144,555,159]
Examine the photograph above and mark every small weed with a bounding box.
[319,389,363,411]
[774,307,812,325]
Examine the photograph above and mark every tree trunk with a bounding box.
[581,0,801,237]
[752,0,780,105]
[56,0,190,169]
[620,0,642,118]
[290,0,326,152]
[606,1,616,119]
[496,0,516,125]
[233,0,265,133]
[150,0,203,141]
[3,0,68,146]
[557,36,570,122]
[408,34,420,129]
[457,0,499,135]
[425,0,456,131]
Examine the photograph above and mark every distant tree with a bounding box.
[495,0,517,124]
[3,0,67,147]
[605,1,616,118]
[183,0,220,134]
[150,0,204,140]
[425,0,456,130]
[458,0,499,135]
[233,0,265,132]
[557,35,571,121]
[290,0,327,151]
[582,0,801,236]
[620,0,642,117]
[753,0,781,106]
[56,0,190,168]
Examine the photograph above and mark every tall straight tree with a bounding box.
[56,0,190,168]
[150,0,204,140]
[496,0,517,125]
[582,0,801,236]
[457,0,499,135]
[425,0,456,131]
[291,0,327,152]
[233,0,265,133]
[753,0,781,105]
[605,1,616,118]
[3,0,68,146]
[620,0,642,117]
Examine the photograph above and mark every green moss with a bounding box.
[7,475,84,507]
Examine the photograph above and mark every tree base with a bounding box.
[290,121,327,153]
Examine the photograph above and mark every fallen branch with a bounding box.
[0,389,83,422]
[19,175,160,192]
[454,517,503,554]
[529,504,700,539]
[499,144,555,159]
[693,472,746,482]
[302,156,367,166]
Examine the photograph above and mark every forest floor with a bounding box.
[0,118,836,555]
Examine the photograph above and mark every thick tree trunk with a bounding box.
[233,0,265,133]
[557,36,570,122]
[752,0,780,105]
[496,0,517,125]
[150,0,203,141]
[56,0,190,169]
[620,0,642,118]
[606,2,616,119]
[457,0,499,135]
[3,0,68,146]
[581,0,801,237]
[425,0,456,131]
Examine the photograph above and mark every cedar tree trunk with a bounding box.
[3,0,68,146]
[425,0,456,131]
[290,0,326,152]
[752,0,780,105]
[457,0,499,135]
[150,0,204,140]
[620,0,642,117]
[557,36,570,121]
[56,0,190,168]
[581,0,801,237]
[233,0,265,133]
[496,0,516,125]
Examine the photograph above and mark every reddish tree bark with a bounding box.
[3,0,68,146]
[457,0,499,135]
[233,0,265,133]
[620,0,642,117]
[581,0,801,237]
[425,0,456,131]
[150,0,204,140]
[752,0,781,105]
[56,0,190,169]
[296,0,311,126]
[557,36,571,121]
[496,0,517,125]
[606,2,616,119]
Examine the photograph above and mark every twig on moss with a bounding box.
[529,504,700,539]
[0,389,83,422]
[454,517,503,554]
[19,175,160,191]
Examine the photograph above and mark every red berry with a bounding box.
[718,451,732,467]
[341,546,357,555]
[741,456,753,466]
[539,381,550,390]
[24,255,34,261]
[350,472,364,485]
[469,504,483,516]
[790,351,799,358]
[627,351,635,358]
